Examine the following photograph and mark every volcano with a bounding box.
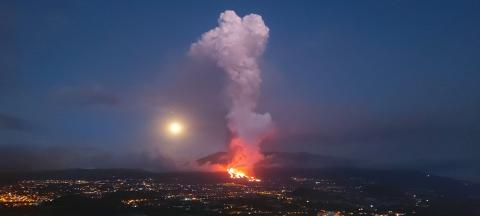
[197,151,358,170]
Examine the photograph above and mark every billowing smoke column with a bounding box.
[190,10,272,178]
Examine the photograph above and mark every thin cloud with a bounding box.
[0,144,174,172]
[0,113,32,131]
[55,85,121,108]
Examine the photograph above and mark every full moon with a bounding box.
[168,121,183,135]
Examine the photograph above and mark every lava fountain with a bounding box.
[227,167,261,182]
[190,10,273,181]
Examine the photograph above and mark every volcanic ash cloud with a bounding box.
[190,10,273,173]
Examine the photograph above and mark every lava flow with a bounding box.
[227,167,261,182]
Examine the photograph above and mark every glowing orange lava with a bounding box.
[226,167,261,182]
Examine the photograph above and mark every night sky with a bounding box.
[1,1,479,181]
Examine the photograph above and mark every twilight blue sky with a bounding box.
[1,1,479,181]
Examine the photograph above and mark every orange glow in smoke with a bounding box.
[222,138,264,182]
[204,137,274,182]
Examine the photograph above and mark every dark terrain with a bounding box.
[0,168,479,216]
